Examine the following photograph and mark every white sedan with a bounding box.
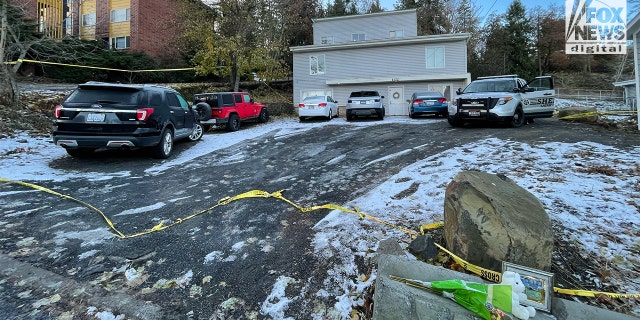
[298,95,339,121]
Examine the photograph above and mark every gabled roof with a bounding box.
[628,12,640,38]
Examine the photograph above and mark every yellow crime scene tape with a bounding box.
[1,177,638,300]
[5,59,195,73]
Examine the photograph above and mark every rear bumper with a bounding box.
[201,117,229,125]
[299,108,329,117]
[347,107,383,116]
[411,105,448,114]
[52,133,161,149]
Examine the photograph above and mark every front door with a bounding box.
[387,86,405,115]
[522,76,555,117]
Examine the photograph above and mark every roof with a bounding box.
[311,9,416,24]
[628,12,640,38]
[290,33,470,53]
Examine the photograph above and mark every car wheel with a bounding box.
[377,109,384,120]
[447,115,464,127]
[509,107,525,128]
[346,111,353,121]
[299,116,305,122]
[152,129,173,159]
[66,148,95,157]
[188,123,204,141]
[258,108,269,123]
[227,113,241,132]
[195,103,212,121]
[328,109,333,120]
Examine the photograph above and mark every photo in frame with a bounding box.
[502,262,554,312]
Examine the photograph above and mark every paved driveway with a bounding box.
[1,117,638,319]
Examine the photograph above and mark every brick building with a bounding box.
[9,0,184,61]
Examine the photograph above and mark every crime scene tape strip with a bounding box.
[558,110,638,120]
[2,177,638,299]
[0,178,417,239]
[4,59,195,73]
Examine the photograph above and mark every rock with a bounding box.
[407,235,439,262]
[443,171,553,272]
[557,106,598,123]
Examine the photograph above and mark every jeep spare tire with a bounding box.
[195,102,212,121]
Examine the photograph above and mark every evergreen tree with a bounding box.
[504,0,535,79]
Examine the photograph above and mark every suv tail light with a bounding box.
[54,105,62,118]
[136,108,154,121]
[438,98,447,103]
[318,103,327,107]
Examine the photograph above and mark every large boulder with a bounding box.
[557,106,598,123]
[443,171,553,272]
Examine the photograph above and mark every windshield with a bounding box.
[463,80,515,93]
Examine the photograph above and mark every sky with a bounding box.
[1,96,639,318]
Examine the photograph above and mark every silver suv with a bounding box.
[448,75,555,128]
[346,91,385,121]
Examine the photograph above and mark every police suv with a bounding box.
[448,75,555,128]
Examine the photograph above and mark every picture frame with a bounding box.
[502,262,554,312]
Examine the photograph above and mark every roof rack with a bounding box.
[477,74,518,79]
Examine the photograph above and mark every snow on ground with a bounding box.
[1,113,639,317]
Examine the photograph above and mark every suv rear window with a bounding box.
[350,91,379,97]
[66,87,142,104]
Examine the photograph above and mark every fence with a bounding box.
[556,89,624,103]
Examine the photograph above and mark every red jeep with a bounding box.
[193,92,269,131]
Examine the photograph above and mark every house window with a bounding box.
[389,30,404,38]
[321,36,334,45]
[352,33,365,42]
[110,8,130,23]
[110,36,130,49]
[309,55,325,75]
[425,46,445,69]
[82,13,95,26]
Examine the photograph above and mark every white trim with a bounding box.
[326,73,471,85]
[290,34,470,53]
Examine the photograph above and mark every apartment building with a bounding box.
[10,0,183,61]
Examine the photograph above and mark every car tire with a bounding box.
[509,107,525,128]
[299,116,305,122]
[328,109,333,120]
[258,108,269,123]
[377,109,384,120]
[188,123,204,141]
[346,111,353,121]
[152,129,173,159]
[227,113,240,132]
[447,115,464,127]
[66,148,95,158]
[195,103,212,121]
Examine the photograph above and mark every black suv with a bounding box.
[52,82,203,158]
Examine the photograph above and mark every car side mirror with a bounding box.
[380,96,385,99]
[456,88,462,95]
[335,101,338,103]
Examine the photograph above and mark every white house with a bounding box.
[289,10,471,116]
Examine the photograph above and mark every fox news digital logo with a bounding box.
[565,0,626,54]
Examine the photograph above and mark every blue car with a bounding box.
[408,91,448,118]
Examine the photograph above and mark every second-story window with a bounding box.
[352,33,365,42]
[425,46,445,69]
[389,30,404,38]
[82,13,96,26]
[110,8,130,23]
[321,36,334,45]
[310,55,325,75]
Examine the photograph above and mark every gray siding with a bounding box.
[313,10,417,44]
[292,37,469,108]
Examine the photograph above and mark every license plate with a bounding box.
[308,106,314,109]
[86,113,105,122]
[360,101,367,104]
[424,101,434,106]
[469,111,481,116]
